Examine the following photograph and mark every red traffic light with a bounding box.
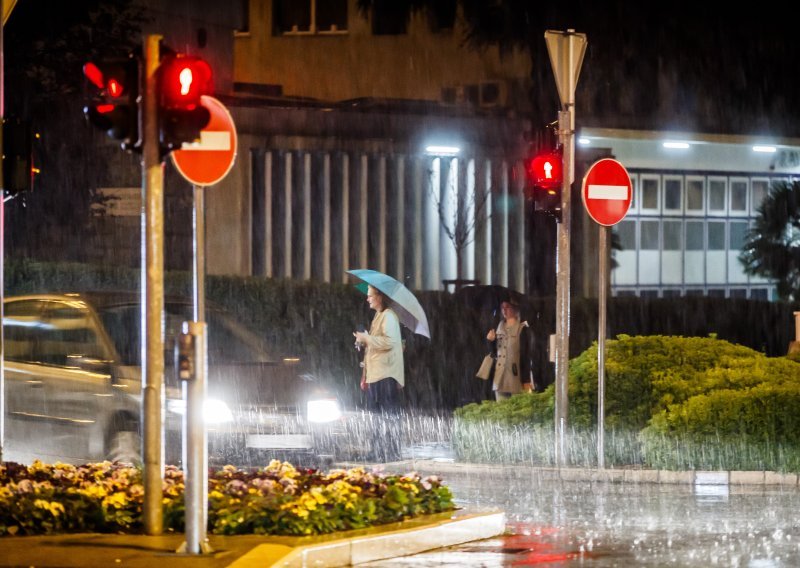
[526,150,563,190]
[83,62,127,98]
[158,54,212,110]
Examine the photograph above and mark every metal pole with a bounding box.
[597,226,608,469]
[181,320,208,554]
[554,108,571,467]
[178,184,211,554]
[0,13,5,462]
[142,33,164,536]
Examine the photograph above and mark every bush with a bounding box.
[453,335,800,470]
[0,460,454,537]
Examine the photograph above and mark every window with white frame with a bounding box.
[663,220,682,251]
[273,0,348,35]
[685,176,704,214]
[640,220,660,250]
[640,175,660,213]
[707,221,726,251]
[708,177,726,215]
[615,219,636,251]
[729,221,749,251]
[730,178,748,216]
[686,221,704,250]
[663,176,682,213]
[751,178,769,214]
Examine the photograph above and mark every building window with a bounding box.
[641,220,659,250]
[640,289,659,298]
[662,289,683,298]
[641,176,659,211]
[372,0,410,35]
[730,178,748,214]
[273,0,348,35]
[663,220,682,250]
[729,221,748,251]
[686,176,704,213]
[708,178,726,213]
[751,179,769,214]
[686,221,704,250]
[236,0,250,33]
[428,0,456,32]
[615,220,636,251]
[729,288,747,299]
[664,177,682,212]
[750,288,768,300]
[707,221,726,251]
[707,288,726,298]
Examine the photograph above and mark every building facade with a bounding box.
[578,128,798,301]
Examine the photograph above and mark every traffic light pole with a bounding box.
[142,33,165,536]
[545,29,586,468]
[554,108,571,467]
[0,6,5,463]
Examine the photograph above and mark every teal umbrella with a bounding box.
[347,269,431,338]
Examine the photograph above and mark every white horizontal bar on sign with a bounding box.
[180,131,231,151]
[588,184,628,200]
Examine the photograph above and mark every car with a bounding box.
[1,291,352,467]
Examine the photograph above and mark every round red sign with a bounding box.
[581,158,632,226]
[171,95,238,187]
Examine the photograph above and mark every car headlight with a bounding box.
[166,398,234,424]
[307,399,342,423]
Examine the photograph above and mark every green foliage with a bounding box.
[740,180,800,300]
[454,334,800,470]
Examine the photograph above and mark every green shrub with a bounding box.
[454,334,800,470]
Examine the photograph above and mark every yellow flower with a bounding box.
[33,499,65,517]
[104,492,128,509]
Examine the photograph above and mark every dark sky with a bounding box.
[530,2,800,137]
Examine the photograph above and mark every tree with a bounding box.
[739,181,800,301]
[3,0,148,260]
[427,159,492,289]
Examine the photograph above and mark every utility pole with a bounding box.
[142,33,165,536]
[544,29,587,467]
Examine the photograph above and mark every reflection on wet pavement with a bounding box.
[362,467,800,566]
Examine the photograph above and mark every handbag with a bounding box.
[475,354,495,381]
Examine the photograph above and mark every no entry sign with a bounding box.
[581,158,632,226]
[171,95,238,187]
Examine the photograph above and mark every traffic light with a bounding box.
[83,56,140,151]
[2,117,38,196]
[157,53,212,154]
[526,149,563,219]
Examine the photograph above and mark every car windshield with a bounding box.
[97,302,272,366]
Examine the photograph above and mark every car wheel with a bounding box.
[106,430,142,465]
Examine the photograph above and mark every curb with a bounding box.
[403,459,800,487]
[229,509,505,568]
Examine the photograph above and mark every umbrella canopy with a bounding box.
[347,269,430,338]
[454,284,525,317]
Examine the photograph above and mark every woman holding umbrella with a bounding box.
[354,285,404,461]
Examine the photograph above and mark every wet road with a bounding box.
[367,463,800,567]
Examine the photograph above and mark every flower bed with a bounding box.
[0,460,454,537]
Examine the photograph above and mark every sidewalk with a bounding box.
[0,506,505,568]
[2,457,797,568]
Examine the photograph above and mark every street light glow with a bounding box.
[425,145,460,156]
[753,145,777,153]
[663,141,690,149]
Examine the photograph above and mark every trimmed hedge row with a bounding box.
[5,258,799,412]
[454,335,800,470]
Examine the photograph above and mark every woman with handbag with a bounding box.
[485,300,534,401]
